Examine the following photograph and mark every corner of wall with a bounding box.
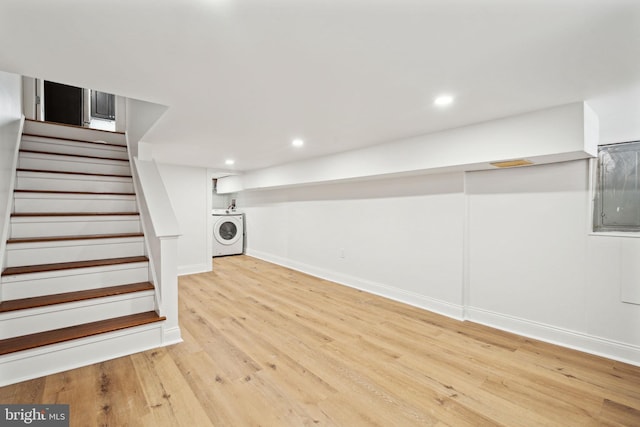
[583,101,600,156]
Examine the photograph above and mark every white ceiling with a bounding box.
[1,0,639,172]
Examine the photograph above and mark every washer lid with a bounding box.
[214,215,242,245]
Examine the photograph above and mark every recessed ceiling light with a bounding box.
[225,159,235,165]
[434,95,454,106]
[292,138,304,147]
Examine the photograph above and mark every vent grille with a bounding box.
[490,159,533,168]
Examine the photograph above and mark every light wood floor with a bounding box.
[1,255,639,426]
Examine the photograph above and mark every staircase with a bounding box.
[0,120,166,385]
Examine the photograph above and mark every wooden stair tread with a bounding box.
[25,118,126,135]
[0,282,154,313]
[19,149,129,162]
[17,168,132,178]
[0,311,165,355]
[2,256,149,276]
[11,212,140,217]
[7,232,144,244]
[22,132,126,148]
[14,189,135,196]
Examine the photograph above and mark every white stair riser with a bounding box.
[19,153,131,176]
[16,174,133,193]
[1,263,149,300]
[10,217,141,238]
[23,120,126,146]
[6,239,145,268]
[21,137,128,160]
[14,196,137,213]
[0,292,156,339]
[0,323,164,387]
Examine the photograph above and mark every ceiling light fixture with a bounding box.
[225,159,235,165]
[434,94,454,106]
[292,138,304,147]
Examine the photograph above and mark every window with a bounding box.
[594,141,640,232]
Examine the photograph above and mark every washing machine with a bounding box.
[212,210,244,257]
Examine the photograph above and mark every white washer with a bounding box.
[212,210,244,257]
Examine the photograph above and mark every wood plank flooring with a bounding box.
[1,255,639,426]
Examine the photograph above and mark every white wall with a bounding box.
[126,98,168,159]
[585,236,640,348]
[237,160,640,365]
[466,161,590,332]
[239,173,466,318]
[466,161,640,362]
[162,92,640,364]
[157,163,211,275]
[0,71,23,273]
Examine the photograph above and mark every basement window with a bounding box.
[594,140,640,232]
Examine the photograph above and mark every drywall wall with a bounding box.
[239,172,466,319]
[125,98,168,159]
[585,235,640,349]
[466,161,590,332]
[236,160,640,365]
[588,83,640,145]
[218,102,598,193]
[466,160,640,363]
[0,71,23,274]
[157,162,211,275]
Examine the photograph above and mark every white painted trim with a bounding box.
[127,138,159,312]
[205,170,215,266]
[21,77,37,120]
[461,173,471,319]
[589,231,640,239]
[178,263,211,276]
[0,116,25,281]
[466,306,640,367]
[246,249,465,320]
[35,80,44,121]
[0,322,164,386]
[162,326,183,346]
[115,96,127,133]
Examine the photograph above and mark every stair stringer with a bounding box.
[0,116,24,277]
[127,138,182,347]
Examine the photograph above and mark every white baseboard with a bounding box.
[162,325,183,346]
[465,307,640,367]
[247,249,640,368]
[246,249,465,320]
[178,262,211,276]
